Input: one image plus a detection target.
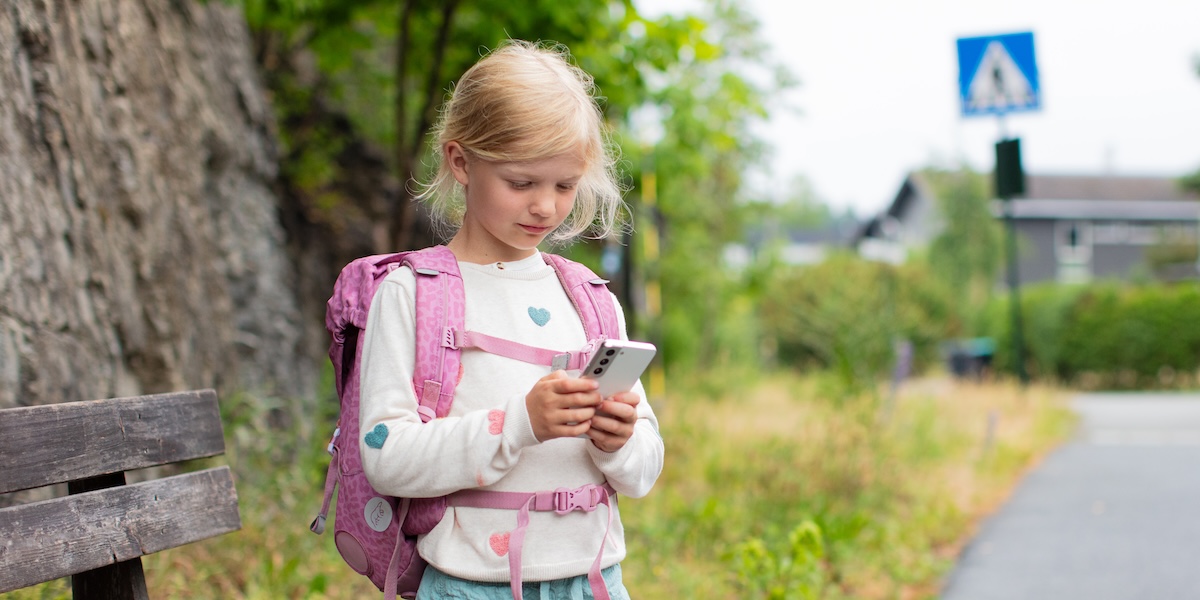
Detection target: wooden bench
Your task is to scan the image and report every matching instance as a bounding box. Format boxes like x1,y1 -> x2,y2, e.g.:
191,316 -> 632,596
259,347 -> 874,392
0,389 -> 242,599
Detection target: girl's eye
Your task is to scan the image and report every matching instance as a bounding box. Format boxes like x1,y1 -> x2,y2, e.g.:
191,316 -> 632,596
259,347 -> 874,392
557,183 -> 577,191
509,181 -> 532,190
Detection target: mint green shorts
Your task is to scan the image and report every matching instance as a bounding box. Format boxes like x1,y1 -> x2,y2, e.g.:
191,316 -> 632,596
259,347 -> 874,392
416,564 -> 630,600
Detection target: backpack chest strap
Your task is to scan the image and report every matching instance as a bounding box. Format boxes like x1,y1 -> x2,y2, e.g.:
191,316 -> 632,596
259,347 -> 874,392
445,328 -> 602,371
446,483 -> 617,600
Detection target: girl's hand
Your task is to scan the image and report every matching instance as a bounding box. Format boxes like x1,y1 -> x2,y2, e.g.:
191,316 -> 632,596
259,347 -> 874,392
586,391 -> 640,453
526,371 -> 602,441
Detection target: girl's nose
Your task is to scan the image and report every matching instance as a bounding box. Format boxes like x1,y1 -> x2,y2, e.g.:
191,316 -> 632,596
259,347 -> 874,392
530,189 -> 556,217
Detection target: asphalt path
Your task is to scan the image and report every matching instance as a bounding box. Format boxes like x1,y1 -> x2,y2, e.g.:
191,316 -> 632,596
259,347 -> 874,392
939,392 -> 1200,600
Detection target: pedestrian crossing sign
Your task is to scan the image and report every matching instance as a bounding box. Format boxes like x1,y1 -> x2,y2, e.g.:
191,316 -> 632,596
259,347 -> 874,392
957,32 -> 1041,117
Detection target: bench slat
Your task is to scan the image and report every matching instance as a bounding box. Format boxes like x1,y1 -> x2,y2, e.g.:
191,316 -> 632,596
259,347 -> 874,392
0,466 -> 241,593
0,390 -> 225,494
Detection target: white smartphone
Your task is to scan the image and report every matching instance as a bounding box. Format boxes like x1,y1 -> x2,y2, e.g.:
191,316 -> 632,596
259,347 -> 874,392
580,339 -> 657,398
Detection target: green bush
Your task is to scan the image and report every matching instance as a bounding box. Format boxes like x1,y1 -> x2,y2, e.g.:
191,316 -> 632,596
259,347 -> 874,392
761,254 -> 958,395
980,282 -> 1200,388
730,521 -> 827,600
976,283 -> 1087,379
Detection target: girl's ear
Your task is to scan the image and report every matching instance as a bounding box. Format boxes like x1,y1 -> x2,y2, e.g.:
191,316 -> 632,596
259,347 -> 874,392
445,141 -> 470,186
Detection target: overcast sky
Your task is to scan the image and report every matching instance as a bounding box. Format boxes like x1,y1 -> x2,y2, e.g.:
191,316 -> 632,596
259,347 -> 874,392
641,0 -> 1200,216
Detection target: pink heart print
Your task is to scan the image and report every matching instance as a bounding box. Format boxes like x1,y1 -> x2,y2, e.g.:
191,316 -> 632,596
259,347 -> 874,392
488,410 -> 505,435
489,532 -> 511,556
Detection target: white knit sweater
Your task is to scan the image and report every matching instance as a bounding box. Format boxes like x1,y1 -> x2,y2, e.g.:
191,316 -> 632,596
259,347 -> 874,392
359,252 -> 664,583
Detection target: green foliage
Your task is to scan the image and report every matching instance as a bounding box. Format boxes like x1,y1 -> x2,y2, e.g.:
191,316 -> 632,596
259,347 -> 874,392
761,254 -> 958,397
922,166 -> 1004,312
0,580 -> 69,600
235,0 -> 708,249
232,0 -> 799,376
975,282 -> 1085,380
980,282 -> 1200,388
641,0 -> 795,376
1144,238 -> 1199,279
1181,169 -> 1200,195
730,521 -> 827,600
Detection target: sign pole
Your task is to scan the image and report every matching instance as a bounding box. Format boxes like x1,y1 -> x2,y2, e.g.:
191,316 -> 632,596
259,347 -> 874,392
1003,204 -> 1029,385
996,135 -> 1029,385
958,31 -> 1040,385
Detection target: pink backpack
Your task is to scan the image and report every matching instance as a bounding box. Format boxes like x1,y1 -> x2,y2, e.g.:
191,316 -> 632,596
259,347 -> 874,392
311,246 -> 622,599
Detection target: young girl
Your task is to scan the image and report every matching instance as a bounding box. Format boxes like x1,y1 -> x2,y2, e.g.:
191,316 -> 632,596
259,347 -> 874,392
358,41 -> 664,600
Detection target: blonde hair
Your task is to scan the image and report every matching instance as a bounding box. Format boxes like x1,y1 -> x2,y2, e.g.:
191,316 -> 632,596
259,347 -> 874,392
418,40 -> 627,243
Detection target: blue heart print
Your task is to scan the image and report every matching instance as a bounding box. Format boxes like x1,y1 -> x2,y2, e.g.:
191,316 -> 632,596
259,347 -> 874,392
364,423 -> 389,449
528,307 -> 551,327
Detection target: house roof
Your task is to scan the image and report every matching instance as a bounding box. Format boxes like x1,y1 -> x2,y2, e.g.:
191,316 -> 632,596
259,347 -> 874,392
855,172 -> 937,241
1010,174 -> 1200,221
856,172 -> 1200,243
1023,174 -> 1198,202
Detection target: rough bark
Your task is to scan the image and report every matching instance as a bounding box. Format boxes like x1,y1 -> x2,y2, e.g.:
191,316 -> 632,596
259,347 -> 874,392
0,0 -> 311,408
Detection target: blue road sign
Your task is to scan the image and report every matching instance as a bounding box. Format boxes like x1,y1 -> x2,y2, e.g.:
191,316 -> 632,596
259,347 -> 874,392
957,32 -> 1041,117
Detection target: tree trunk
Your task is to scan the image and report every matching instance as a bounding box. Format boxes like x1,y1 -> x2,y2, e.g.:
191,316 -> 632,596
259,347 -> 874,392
0,0 -> 312,409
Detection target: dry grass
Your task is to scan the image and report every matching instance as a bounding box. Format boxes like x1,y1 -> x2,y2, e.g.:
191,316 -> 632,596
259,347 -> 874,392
620,373 -> 1076,599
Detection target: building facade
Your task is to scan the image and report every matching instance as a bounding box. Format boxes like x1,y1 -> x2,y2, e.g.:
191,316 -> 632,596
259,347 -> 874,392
858,173 -> 1200,284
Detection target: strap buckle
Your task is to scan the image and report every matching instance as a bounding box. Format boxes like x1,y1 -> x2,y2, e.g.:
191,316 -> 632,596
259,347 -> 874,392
326,427 -> 341,455
553,484 -> 605,515
552,353 -> 570,371
443,327 -> 460,350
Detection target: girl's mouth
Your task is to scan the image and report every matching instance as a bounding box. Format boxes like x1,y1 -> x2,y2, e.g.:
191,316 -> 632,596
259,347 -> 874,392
520,224 -> 550,234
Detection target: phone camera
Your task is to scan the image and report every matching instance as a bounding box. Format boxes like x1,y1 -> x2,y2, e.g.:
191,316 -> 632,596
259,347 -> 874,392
600,359 -> 610,365
605,349 -> 616,356
592,367 -> 604,375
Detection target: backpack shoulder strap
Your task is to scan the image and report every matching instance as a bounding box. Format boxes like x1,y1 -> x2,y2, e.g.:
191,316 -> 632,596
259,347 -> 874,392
325,246 -> 463,423
542,253 -> 621,341
401,246 -> 464,422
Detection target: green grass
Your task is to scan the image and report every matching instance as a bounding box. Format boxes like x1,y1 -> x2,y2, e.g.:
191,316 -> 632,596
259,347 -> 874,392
2,372 -> 1073,599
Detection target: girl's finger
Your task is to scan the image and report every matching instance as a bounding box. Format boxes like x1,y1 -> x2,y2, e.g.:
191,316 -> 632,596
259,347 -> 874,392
597,400 -> 636,422
559,406 -> 596,426
553,376 -> 600,394
566,391 -> 602,409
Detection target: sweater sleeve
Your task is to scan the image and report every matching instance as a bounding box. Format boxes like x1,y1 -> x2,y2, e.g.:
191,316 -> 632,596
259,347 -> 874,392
358,269 -> 541,498
585,292 -> 665,498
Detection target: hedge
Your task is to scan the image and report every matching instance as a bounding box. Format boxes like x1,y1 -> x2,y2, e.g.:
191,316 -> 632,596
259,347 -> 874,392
979,282 -> 1200,388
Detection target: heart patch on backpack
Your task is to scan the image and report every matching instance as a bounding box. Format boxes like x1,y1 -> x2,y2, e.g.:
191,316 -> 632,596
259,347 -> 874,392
364,424 -> 389,449
527,307 -> 551,327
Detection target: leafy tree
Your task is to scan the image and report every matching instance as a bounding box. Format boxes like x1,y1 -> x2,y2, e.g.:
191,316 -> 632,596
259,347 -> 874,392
922,166 -> 1004,311
230,0 -> 795,377
638,0 -> 796,374
236,0 -> 688,251
762,254 -> 956,397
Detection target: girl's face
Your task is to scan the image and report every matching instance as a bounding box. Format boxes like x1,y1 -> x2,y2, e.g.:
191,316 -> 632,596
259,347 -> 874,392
446,141 -> 586,263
